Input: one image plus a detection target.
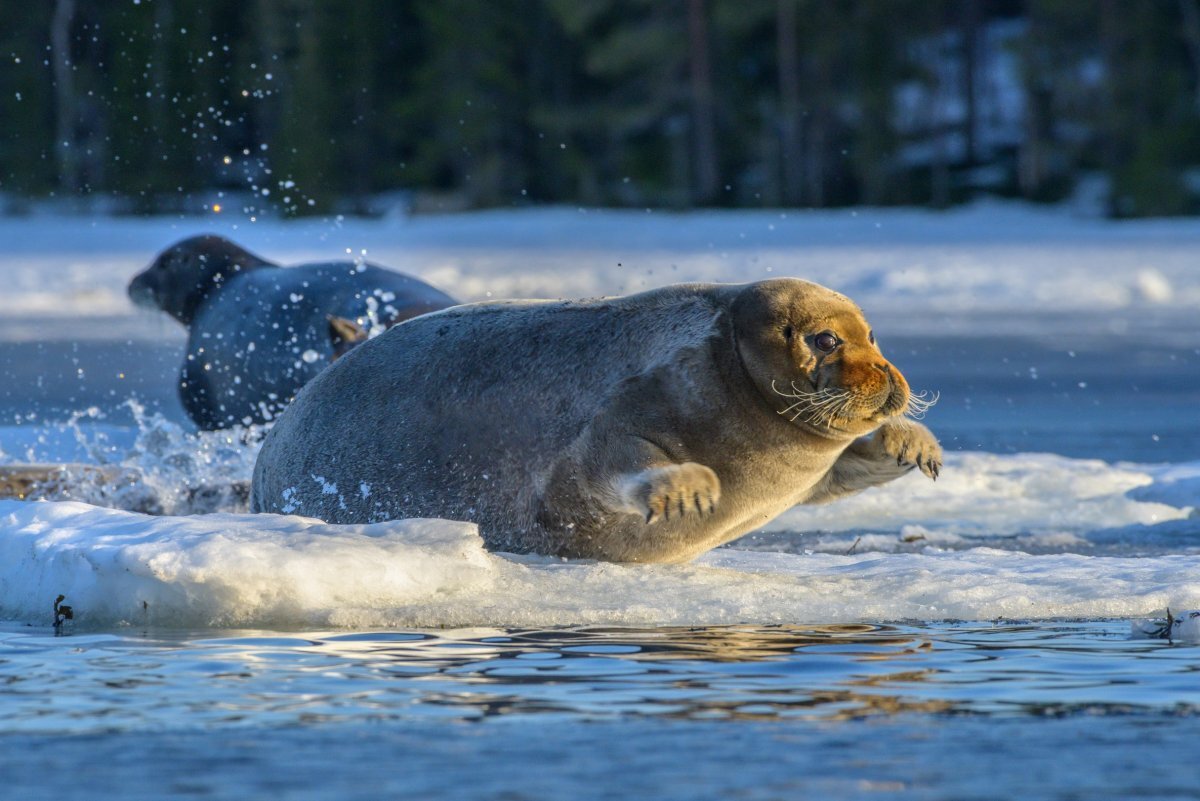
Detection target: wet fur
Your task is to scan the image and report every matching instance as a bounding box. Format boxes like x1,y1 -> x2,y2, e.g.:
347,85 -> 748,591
128,235 -> 456,430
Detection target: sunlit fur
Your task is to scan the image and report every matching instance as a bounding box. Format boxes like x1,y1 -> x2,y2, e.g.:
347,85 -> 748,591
253,279 -> 941,563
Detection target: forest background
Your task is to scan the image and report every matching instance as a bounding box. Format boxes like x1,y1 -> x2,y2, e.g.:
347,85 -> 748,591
2,0 -> 1198,218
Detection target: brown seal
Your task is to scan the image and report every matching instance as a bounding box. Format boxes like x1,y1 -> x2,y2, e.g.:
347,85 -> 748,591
251,279 -> 940,563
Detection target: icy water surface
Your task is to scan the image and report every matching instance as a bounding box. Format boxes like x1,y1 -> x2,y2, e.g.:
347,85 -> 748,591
3,621 -> 1200,800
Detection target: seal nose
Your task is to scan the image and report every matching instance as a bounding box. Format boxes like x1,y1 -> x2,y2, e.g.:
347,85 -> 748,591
874,362 -> 896,393
127,271 -> 157,309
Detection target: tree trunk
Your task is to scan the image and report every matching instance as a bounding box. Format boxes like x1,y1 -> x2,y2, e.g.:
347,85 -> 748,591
776,0 -> 803,205
350,1 -> 374,205
149,0 -> 172,189
687,0 -> 719,205
1098,0 -> 1122,214
961,0 -> 980,166
1177,0 -> 1200,111
51,0 -> 78,194
1018,87 -> 1046,198
927,75 -> 949,208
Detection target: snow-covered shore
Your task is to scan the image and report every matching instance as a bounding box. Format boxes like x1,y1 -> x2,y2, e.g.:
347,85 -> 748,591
2,202 -> 1199,338
2,496 -> 1197,630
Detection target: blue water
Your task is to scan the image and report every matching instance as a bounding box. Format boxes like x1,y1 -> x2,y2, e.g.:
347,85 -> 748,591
1,322 -> 1198,799
2,622 -> 1199,799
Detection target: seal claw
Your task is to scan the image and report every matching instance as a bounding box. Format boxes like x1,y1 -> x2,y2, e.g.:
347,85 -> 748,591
626,462 -> 721,526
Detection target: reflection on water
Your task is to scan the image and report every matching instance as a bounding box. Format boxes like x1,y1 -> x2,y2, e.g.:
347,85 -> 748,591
1,621 -> 1197,734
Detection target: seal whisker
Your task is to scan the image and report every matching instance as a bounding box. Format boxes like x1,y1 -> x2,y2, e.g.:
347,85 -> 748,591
821,403 -> 849,425
772,381 -> 848,406
905,390 -> 940,420
808,394 -> 849,409
770,378 -> 862,427
793,397 -> 845,425
778,398 -> 812,415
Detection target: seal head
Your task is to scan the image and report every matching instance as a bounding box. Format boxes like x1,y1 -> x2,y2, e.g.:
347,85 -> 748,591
127,235 -> 273,325
731,278 -> 910,440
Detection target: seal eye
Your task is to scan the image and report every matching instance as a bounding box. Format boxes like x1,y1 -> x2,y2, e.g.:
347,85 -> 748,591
783,324 -> 794,341
813,332 -> 839,352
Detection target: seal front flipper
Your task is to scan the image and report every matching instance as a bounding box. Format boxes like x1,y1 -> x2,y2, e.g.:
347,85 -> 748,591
327,315 -> 368,361
805,418 -> 942,505
536,428 -> 721,560
179,357 -> 226,431
616,462 -> 721,523
873,418 -> 942,480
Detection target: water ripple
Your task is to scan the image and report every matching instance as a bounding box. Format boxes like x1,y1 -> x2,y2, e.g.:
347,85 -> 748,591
1,621 -> 1197,735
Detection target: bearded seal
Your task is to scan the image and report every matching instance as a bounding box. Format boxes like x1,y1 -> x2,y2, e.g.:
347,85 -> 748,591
250,279 -> 941,563
128,235 -> 457,430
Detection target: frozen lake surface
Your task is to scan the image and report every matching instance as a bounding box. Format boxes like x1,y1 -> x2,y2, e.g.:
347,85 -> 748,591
0,205 -> 1198,799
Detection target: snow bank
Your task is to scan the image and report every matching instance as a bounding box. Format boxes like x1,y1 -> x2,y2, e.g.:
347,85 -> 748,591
761,452 -> 1194,552
2,498 -> 1198,630
0,501 -> 491,629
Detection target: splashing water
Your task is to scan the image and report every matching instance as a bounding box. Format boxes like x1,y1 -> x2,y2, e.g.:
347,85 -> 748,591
1,400 -> 264,515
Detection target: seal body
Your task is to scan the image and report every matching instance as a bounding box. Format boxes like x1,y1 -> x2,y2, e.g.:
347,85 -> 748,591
251,279 -> 941,563
128,235 -> 456,429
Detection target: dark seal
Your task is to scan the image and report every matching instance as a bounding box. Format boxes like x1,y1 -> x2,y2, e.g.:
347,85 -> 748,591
250,279 -> 940,563
128,234 -> 456,430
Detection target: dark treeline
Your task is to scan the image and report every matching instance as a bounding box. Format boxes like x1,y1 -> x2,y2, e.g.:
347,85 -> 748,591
3,0 -> 1200,217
